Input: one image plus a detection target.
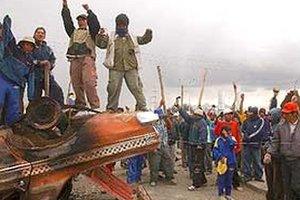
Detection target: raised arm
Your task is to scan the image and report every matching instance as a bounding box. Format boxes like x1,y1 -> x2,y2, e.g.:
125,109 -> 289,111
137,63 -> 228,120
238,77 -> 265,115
83,4 -> 100,40
2,15 -> 17,56
179,108 -> 192,124
137,29 -> 152,45
61,0 -> 75,37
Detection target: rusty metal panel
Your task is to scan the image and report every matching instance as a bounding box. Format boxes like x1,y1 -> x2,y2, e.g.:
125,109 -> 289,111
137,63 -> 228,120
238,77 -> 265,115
0,132 -> 31,194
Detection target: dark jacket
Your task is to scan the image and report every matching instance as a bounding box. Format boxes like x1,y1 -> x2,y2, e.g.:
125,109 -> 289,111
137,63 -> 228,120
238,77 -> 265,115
179,108 -> 207,146
268,119 -> 300,159
242,115 -> 271,148
61,6 -> 100,58
0,16 -> 35,100
32,41 -> 56,81
179,120 -> 190,142
61,6 -> 100,40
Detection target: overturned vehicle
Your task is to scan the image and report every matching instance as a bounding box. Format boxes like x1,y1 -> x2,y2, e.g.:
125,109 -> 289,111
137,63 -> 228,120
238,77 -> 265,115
0,97 -> 159,200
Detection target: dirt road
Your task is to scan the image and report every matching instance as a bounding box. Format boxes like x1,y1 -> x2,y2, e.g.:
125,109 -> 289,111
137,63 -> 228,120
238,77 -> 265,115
70,163 -> 266,200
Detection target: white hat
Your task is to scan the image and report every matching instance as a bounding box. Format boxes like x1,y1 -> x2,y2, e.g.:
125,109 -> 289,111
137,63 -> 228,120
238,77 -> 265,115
223,108 -> 233,115
18,36 -> 36,47
273,87 -> 280,93
194,108 -> 204,116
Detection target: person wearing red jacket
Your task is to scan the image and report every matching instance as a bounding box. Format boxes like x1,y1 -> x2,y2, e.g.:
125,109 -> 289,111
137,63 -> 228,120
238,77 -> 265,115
215,108 -> 243,191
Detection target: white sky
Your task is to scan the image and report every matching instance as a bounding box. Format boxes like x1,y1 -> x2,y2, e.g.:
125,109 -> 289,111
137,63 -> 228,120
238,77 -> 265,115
1,0 -> 300,109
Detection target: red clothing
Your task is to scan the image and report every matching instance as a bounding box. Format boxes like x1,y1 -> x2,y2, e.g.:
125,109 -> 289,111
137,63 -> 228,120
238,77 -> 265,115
214,120 -> 241,153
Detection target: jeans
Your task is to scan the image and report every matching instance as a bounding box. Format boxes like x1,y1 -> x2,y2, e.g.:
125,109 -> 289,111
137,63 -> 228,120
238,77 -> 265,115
0,74 -> 21,125
242,145 -> 263,180
127,155 -> 145,184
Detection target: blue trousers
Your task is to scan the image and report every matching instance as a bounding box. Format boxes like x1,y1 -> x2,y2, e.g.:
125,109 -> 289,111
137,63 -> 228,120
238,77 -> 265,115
242,145 -> 263,180
218,168 -> 234,196
127,155 -> 145,184
0,74 -> 21,125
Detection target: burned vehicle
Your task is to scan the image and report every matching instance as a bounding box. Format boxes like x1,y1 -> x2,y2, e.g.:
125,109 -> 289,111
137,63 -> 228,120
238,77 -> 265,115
0,97 -> 159,200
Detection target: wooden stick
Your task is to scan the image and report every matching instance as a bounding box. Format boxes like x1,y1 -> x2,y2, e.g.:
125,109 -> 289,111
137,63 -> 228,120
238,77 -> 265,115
157,66 -> 167,113
232,82 -> 237,111
44,64 -> 50,97
181,85 -> 184,107
198,68 -> 207,107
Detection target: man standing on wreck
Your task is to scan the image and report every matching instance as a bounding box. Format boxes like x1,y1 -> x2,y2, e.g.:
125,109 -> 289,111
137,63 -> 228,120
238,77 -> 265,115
96,14 -> 152,112
61,0 -> 101,109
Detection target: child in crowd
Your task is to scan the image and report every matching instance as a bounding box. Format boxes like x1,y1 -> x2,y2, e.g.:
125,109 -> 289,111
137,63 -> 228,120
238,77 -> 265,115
213,126 -> 237,200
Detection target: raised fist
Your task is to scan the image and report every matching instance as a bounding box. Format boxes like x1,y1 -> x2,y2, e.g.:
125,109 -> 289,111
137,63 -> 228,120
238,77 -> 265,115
240,93 -> 245,100
99,28 -> 108,36
82,4 -> 89,11
62,0 -> 67,6
145,29 -> 152,34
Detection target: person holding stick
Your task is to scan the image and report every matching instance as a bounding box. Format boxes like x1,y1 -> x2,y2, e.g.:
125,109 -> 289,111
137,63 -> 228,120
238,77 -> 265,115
32,27 -> 64,105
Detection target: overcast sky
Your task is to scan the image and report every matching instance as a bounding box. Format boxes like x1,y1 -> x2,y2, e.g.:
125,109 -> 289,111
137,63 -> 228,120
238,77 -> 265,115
1,0 -> 300,108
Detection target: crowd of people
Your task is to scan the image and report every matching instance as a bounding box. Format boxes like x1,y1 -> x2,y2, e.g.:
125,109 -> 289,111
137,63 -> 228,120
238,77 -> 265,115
1,1 -> 300,200
124,89 -> 300,200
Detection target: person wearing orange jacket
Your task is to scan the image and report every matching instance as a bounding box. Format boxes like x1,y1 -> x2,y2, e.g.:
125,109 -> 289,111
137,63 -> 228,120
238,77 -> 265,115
214,108 -> 243,191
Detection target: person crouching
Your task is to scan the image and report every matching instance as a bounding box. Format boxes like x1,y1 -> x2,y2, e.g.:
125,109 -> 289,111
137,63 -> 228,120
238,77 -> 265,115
213,126 -> 237,200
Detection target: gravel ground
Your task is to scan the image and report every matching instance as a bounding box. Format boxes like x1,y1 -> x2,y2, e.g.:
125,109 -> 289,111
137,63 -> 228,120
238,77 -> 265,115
70,162 -> 266,200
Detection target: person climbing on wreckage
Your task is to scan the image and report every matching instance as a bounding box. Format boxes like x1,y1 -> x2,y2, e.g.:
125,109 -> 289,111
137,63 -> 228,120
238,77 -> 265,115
0,15 -> 36,126
96,13 -> 152,112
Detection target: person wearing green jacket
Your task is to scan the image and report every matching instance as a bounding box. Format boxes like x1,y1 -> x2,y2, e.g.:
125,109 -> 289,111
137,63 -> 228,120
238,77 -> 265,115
96,14 -> 152,112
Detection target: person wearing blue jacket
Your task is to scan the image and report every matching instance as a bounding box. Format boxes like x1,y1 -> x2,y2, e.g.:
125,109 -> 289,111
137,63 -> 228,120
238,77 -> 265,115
213,126 -> 237,199
178,106 -> 208,191
32,27 -> 64,106
0,15 -> 36,125
241,106 -> 271,182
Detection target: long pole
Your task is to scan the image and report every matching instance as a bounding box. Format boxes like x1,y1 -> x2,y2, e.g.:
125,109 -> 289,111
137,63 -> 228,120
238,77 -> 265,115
232,82 -> 237,111
44,64 -> 50,97
157,66 -> 167,113
181,85 -> 184,107
198,68 -> 207,107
